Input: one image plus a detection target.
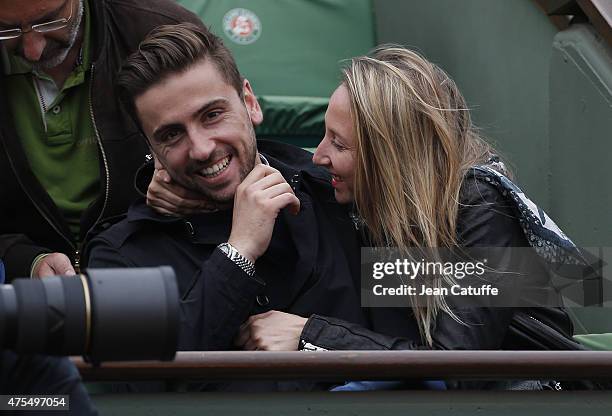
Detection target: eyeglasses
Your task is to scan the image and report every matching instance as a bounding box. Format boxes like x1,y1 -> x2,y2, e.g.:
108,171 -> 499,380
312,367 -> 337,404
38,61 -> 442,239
0,0 -> 74,41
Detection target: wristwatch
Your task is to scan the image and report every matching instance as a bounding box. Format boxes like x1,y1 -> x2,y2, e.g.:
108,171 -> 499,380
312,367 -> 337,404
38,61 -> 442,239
217,242 -> 256,277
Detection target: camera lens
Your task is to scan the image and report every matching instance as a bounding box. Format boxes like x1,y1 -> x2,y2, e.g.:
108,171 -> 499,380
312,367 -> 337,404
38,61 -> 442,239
87,267 -> 179,361
0,267 -> 179,362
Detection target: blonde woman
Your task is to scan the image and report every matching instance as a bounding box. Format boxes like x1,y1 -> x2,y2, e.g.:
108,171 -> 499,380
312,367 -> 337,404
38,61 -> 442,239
236,46 -> 583,360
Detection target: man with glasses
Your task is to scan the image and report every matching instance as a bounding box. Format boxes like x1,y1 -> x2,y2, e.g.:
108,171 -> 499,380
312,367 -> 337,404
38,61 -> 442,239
0,0 -> 204,280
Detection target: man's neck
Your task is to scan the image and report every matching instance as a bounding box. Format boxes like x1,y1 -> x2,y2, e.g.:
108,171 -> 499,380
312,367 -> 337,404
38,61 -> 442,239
45,23 -> 84,88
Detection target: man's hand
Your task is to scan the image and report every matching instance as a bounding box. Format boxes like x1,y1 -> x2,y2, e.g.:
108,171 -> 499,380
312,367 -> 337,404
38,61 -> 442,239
32,253 -> 75,278
147,166 -> 214,216
235,310 -> 308,351
228,164 -> 300,262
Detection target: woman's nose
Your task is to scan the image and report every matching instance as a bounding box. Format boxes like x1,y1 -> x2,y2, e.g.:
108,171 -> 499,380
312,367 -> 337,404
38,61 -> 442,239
312,144 -> 330,167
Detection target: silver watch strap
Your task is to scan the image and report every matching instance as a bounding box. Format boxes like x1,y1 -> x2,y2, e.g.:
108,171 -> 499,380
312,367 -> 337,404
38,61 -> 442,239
218,242 -> 256,277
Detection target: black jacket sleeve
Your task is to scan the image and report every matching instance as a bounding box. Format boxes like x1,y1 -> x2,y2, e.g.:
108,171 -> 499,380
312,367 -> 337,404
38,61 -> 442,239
301,314 -> 422,350
87,236 -> 265,351
178,249 -> 266,350
0,234 -> 50,280
300,179 -> 524,351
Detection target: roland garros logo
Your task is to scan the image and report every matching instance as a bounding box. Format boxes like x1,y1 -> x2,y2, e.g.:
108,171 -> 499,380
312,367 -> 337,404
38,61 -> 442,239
223,8 -> 261,45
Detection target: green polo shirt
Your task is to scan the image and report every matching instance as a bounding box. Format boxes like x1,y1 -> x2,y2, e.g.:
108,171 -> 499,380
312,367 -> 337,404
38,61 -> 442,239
3,1 -> 99,243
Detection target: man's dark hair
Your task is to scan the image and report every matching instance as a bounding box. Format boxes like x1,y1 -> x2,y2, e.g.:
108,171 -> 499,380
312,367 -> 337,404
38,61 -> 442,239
117,22 -> 243,130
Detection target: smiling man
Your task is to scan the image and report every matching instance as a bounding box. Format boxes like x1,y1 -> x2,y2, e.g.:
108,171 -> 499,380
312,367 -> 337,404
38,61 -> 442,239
0,0 -> 203,280
136,57 -> 260,209
86,24 -> 366,380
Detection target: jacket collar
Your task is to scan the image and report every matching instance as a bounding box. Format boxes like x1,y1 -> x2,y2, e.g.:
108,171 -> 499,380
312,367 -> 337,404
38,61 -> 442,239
257,139 -> 331,183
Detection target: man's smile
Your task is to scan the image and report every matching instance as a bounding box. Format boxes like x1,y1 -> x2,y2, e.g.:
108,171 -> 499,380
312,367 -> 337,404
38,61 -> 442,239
199,155 -> 232,178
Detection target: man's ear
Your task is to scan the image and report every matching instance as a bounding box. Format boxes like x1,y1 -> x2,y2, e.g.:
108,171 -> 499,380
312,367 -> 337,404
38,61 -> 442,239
242,79 -> 263,126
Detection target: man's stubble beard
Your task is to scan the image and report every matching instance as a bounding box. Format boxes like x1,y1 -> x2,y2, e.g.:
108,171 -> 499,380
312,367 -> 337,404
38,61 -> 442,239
176,127 -> 259,209
31,0 -> 84,70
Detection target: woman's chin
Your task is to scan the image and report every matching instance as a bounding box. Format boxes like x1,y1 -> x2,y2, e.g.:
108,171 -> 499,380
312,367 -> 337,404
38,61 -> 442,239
334,189 -> 354,205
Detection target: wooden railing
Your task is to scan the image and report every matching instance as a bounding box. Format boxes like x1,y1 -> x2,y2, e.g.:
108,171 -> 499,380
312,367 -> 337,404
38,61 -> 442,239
74,351 -> 612,382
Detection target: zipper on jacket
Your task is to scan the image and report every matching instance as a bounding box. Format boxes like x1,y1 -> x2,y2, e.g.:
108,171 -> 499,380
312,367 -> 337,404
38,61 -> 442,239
88,63 -> 110,233
73,249 -> 81,274
512,314 -> 578,350
31,77 -> 48,132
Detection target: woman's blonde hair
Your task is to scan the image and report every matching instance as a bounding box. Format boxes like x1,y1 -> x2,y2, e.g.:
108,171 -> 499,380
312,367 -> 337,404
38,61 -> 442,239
343,45 -> 497,345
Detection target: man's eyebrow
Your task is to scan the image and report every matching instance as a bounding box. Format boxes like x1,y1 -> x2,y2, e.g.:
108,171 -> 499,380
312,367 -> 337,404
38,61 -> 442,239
193,98 -> 230,117
151,98 -> 230,139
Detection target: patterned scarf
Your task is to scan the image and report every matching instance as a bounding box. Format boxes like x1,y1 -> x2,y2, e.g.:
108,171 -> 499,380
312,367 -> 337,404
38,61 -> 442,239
469,162 -> 600,283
